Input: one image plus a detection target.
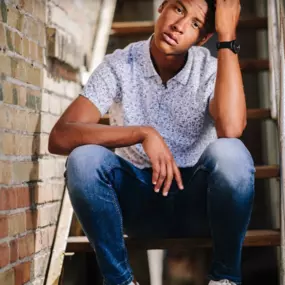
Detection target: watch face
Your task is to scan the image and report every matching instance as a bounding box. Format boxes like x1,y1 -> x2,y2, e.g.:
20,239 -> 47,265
231,41 -> 241,54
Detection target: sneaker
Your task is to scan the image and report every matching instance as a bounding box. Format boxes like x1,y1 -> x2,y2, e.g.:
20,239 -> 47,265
209,280 -> 237,285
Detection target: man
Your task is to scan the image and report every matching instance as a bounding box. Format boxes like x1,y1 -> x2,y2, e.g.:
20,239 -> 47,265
49,0 -> 255,284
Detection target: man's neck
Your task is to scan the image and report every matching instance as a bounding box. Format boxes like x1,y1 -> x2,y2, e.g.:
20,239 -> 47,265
150,37 -> 188,84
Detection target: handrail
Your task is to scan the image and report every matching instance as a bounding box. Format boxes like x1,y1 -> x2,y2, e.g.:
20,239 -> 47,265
274,0 -> 285,284
268,0 -> 280,120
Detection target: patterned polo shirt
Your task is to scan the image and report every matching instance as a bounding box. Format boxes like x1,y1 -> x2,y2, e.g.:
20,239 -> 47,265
82,37 -> 218,168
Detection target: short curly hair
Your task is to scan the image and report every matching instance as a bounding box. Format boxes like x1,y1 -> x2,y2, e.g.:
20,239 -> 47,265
204,0 -> 216,34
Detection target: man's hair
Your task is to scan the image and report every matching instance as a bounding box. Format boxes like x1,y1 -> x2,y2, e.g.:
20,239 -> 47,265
204,0 -> 216,35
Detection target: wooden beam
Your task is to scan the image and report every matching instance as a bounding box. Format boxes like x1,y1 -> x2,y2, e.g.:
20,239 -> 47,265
255,165 -> 280,179
66,229 -> 281,252
111,17 -> 268,36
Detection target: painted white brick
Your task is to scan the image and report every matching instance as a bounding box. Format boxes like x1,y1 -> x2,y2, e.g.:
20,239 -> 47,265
49,2 -> 82,45
42,92 -> 50,112
41,113 -> 58,134
61,97 -> 71,113
31,252 -> 50,279
39,158 -> 55,179
43,69 -> 65,95
39,134 -> 49,155
49,95 -> 61,115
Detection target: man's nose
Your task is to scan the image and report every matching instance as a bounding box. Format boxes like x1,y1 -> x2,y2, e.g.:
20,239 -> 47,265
172,18 -> 187,34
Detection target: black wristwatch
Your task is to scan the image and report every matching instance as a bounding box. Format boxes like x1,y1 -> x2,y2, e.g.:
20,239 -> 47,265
216,40 -> 240,54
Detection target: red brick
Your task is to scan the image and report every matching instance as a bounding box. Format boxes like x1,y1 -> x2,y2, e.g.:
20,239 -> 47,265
0,268 -> 15,285
18,233 -> 35,259
0,215 -> 8,239
8,212 -> 26,236
16,187 -> 31,208
15,261 -> 31,285
0,243 -> 9,268
0,188 -> 17,211
9,239 -> 19,263
26,210 -> 37,230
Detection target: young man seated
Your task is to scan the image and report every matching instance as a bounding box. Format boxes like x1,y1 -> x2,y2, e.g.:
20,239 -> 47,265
48,0 -> 255,284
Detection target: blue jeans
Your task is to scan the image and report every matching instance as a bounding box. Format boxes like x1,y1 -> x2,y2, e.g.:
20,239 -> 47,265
66,138 -> 255,285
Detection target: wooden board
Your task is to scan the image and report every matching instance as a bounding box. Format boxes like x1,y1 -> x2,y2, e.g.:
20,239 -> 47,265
66,229 -> 280,252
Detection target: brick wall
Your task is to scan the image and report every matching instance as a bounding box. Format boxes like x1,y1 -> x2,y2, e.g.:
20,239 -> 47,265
0,0 -> 100,284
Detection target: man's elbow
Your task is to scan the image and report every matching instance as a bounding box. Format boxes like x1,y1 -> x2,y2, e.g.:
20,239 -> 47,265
216,119 -> 247,138
48,126 -> 67,155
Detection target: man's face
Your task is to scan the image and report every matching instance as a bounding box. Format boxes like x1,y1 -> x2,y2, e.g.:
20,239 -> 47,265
154,0 -> 209,55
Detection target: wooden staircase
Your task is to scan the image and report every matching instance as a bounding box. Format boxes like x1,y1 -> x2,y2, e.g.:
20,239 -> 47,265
62,3 -> 281,285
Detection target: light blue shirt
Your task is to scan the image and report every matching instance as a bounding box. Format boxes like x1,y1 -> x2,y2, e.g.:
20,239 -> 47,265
82,37 -> 218,168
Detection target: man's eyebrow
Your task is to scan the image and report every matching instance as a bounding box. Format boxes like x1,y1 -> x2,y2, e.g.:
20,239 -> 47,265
175,0 -> 187,12
193,16 -> 205,25
175,1 -> 205,25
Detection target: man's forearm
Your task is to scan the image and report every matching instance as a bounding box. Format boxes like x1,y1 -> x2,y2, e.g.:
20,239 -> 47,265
48,122 -> 150,155
213,49 -> 246,137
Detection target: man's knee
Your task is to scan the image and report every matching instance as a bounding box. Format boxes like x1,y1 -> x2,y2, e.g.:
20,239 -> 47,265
203,138 -> 255,195
66,145 -> 115,183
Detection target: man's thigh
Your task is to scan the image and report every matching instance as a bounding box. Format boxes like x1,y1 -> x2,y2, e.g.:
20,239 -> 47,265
172,167 -> 210,238
113,164 -> 174,238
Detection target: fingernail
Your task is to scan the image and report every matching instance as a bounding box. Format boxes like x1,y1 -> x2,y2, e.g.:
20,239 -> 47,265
155,189 -> 159,193
163,192 -> 168,197
180,186 -> 184,190
153,181 -> 157,185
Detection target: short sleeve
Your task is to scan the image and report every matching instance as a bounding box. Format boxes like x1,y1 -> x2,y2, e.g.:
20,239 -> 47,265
82,60 -> 121,116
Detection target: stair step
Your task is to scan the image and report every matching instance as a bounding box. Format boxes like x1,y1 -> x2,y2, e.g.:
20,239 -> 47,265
247,108 -> 271,119
255,165 -> 280,179
240,59 -> 269,72
111,17 -> 267,36
66,229 -> 280,252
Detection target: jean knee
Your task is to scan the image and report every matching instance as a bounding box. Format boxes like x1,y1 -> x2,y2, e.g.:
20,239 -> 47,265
205,138 -> 255,197
66,145 -> 115,191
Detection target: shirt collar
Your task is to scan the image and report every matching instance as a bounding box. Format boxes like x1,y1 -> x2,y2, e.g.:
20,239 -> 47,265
142,35 -> 193,86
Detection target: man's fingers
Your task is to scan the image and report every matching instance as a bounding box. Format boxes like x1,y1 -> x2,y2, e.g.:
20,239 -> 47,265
173,162 -> 184,190
155,161 -> 166,193
152,161 -> 160,186
162,162 -> 173,197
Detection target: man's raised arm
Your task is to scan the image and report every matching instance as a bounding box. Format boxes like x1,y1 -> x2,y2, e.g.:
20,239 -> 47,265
209,0 -> 247,138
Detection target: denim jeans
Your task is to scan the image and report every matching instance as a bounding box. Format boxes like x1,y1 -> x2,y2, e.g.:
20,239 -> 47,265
66,138 -> 255,285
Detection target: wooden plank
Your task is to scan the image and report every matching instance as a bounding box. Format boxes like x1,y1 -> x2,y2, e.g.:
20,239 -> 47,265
255,165 -> 280,179
240,59 -> 269,72
247,108 -> 271,119
111,17 -> 268,36
66,229 -> 280,252
46,187 -> 74,285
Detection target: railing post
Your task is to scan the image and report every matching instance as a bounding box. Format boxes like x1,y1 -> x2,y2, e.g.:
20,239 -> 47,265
278,0 -> 285,284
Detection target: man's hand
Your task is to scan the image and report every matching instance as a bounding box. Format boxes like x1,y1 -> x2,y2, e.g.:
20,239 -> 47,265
142,127 -> 184,196
215,0 -> 241,41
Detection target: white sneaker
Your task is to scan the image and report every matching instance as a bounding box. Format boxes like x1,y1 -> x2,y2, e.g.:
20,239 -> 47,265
209,280 -> 236,285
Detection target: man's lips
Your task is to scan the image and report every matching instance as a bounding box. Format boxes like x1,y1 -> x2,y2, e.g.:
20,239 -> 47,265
162,33 -> 178,45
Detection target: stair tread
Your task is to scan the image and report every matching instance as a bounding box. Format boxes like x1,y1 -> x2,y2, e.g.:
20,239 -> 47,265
66,229 -> 280,252
255,165 -> 279,179
111,17 -> 267,36
247,108 -> 271,119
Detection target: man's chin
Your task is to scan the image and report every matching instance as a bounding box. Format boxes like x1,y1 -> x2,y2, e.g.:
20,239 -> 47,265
156,40 -> 178,55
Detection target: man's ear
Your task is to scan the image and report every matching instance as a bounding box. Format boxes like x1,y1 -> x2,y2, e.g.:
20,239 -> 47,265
158,1 -> 168,13
197,33 -> 214,46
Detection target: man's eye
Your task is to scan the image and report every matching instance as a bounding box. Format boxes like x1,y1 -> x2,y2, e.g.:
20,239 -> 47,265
175,7 -> 183,14
192,21 -> 200,29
